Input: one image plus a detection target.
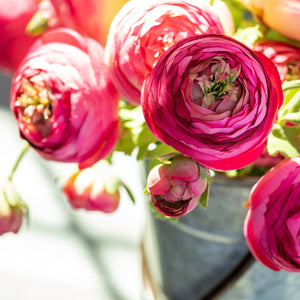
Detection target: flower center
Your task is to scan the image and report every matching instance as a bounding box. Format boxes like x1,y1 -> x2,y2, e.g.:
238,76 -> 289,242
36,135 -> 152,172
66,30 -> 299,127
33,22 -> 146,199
191,57 -> 241,109
14,76 -> 53,137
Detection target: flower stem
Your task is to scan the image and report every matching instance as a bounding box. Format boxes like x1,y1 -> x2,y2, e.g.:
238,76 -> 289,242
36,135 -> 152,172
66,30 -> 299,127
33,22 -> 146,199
119,179 -> 135,204
8,142 -> 30,182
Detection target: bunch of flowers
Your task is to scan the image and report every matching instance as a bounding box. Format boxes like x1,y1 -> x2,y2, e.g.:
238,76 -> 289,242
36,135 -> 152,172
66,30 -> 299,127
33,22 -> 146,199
1,0 -> 300,275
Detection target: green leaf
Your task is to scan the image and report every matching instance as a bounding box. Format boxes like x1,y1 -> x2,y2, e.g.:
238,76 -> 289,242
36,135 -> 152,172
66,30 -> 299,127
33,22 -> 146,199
157,151 -> 181,163
114,123 -> 136,155
26,11 -> 49,36
222,0 -> 255,29
267,123 -> 300,157
233,24 -> 263,47
117,101 -> 158,159
199,184 -> 210,209
146,143 -> 179,161
135,124 -> 157,160
266,29 -> 300,48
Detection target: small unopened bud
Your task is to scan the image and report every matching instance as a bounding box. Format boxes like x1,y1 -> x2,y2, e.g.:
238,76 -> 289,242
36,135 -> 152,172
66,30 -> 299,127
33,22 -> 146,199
63,161 -> 121,213
0,181 -> 27,235
146,155 -> 209,217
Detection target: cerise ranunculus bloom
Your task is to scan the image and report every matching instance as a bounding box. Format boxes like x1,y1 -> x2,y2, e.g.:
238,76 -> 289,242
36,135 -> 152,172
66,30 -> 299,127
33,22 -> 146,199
0,0 -> 38,74
147,155 -> 208,217
244,157 -> 300,272
10,28 -> 120,169
142,34 -> 283,171
254,41 -> 300,82
63,161 -> 120,213
105,0 -> 226,105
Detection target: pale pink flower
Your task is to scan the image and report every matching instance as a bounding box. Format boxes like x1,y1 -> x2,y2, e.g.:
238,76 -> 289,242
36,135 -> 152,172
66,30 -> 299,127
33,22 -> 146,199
105,0 -> 226,105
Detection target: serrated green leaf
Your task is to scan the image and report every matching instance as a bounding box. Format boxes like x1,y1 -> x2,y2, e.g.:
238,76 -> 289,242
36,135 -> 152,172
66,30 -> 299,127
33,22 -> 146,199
199,184 -> 209,209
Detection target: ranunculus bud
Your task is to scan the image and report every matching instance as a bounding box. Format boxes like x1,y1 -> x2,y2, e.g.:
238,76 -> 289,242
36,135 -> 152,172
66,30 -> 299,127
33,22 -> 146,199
142,34 -> 283,171
254,41 -> 300,83
63,161 -> 121,213
146,155 -> 208,217
244,157 -> 300,272
0,0 -> 38,74
49,0 -> 128,45
105,0 -> 226,105
10,28 -> 120,169
0,181 -> 27,235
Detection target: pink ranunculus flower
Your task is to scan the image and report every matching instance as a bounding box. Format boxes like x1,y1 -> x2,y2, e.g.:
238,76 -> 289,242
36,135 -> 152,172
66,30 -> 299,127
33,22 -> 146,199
63,161 -> 120,213
49,0 -> 128,46
105,0 -> 226,105
147,155 -> 208,217
244,157 -> 300,272
253,41 -> 300,83
10,28 -> 120,169
142,34 -> 283,172
0,0 -> 39,74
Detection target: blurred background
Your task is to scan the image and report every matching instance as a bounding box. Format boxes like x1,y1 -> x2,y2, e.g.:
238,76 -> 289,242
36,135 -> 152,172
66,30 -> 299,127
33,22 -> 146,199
0,71 -> 146,300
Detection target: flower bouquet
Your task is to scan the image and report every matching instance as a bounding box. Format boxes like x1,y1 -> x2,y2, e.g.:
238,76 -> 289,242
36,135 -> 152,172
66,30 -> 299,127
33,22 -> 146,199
1,0 -> 300,298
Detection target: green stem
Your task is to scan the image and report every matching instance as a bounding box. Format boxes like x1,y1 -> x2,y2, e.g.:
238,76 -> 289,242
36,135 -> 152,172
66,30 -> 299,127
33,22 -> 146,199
8,142 -> 30,182
120,179 -> 135,204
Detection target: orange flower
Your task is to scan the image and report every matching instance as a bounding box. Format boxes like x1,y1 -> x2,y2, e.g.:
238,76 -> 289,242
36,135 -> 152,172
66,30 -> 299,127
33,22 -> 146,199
240,0 -> 300,42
